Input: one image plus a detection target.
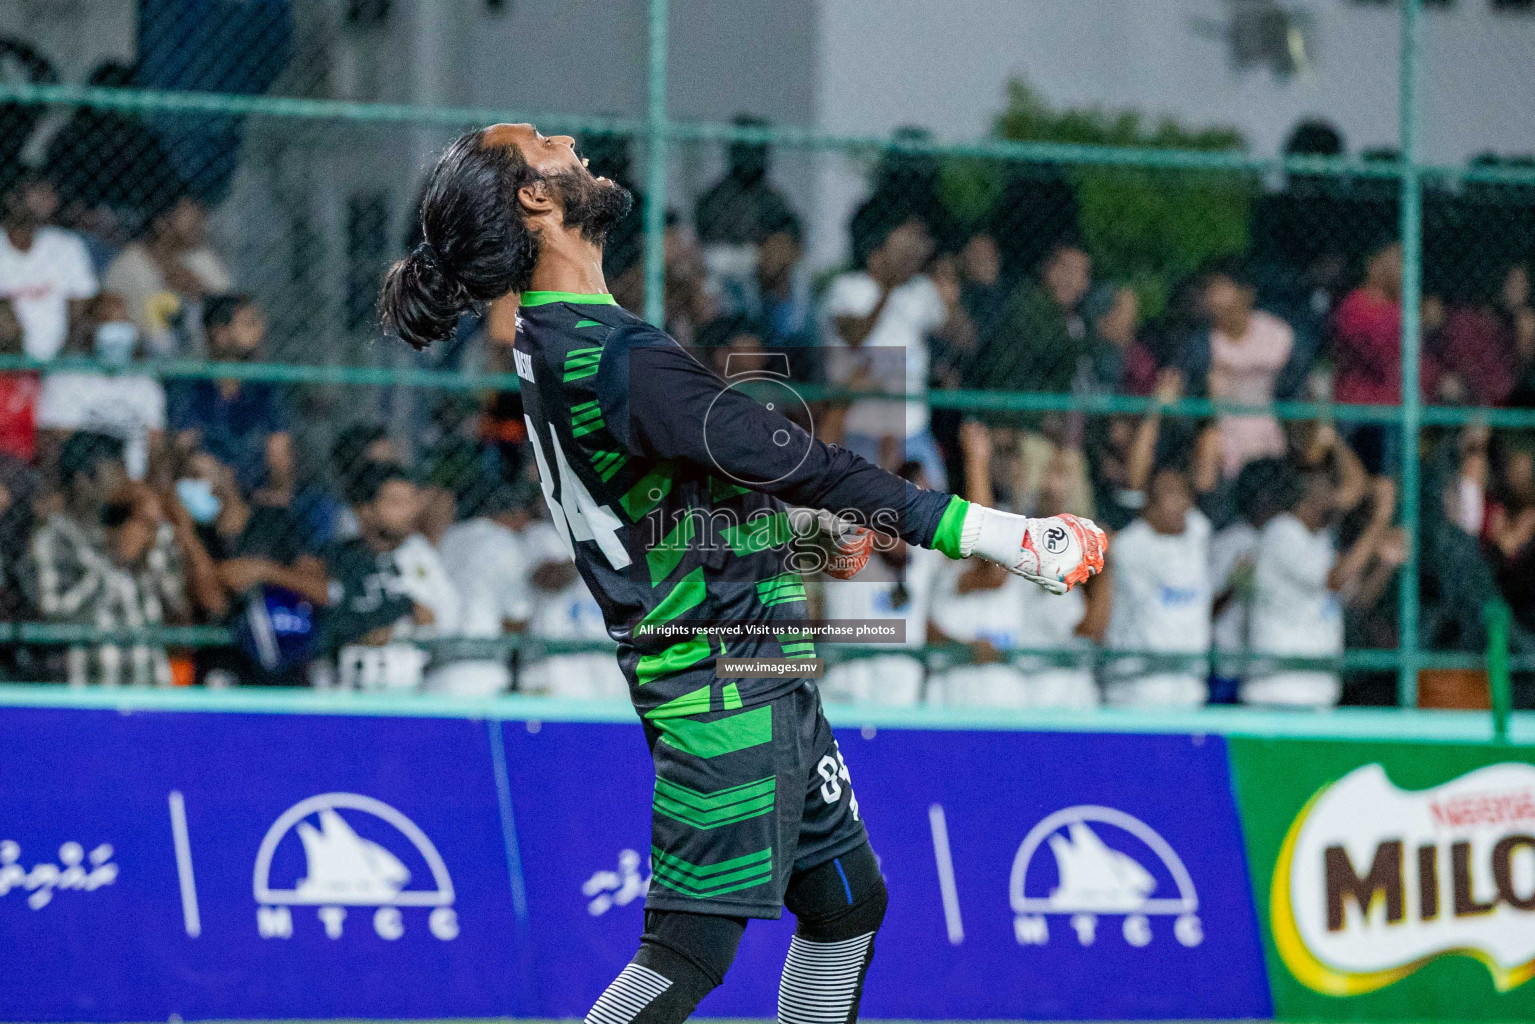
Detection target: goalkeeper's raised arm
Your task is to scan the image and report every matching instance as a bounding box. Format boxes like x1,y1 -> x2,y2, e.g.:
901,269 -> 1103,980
605,323 -> 1105,593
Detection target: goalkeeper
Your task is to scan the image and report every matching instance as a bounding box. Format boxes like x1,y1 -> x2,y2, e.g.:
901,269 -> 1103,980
380,124 -> 1105,1024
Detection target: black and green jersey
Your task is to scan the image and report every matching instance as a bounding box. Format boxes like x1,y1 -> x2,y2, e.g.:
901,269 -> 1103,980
513,290 -> 966,720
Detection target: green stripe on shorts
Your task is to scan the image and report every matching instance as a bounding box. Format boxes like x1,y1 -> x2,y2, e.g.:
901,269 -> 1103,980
650,846 -> 773,898
654,704 -> 772,758
653,775 -> 775,829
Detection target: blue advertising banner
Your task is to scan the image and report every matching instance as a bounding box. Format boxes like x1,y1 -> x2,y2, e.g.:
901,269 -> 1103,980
0,704 -> 1270,1020
501,721 -> 1273,1020
0,707 -> 526,1021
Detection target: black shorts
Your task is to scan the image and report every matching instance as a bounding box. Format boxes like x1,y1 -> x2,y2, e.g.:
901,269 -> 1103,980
641,681 -> 866,919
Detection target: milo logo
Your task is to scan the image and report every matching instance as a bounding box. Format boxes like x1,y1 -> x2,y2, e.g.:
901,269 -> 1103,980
1272,763 -> 1535,995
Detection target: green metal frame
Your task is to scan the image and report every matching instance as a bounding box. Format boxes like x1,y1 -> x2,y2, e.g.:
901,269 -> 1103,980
0,0 -> 1510,710
1398,0 -> 1424,708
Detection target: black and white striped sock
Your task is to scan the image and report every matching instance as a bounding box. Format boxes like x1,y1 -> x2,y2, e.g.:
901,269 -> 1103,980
585,963 -> 673,1024
776,932 -> 876,1024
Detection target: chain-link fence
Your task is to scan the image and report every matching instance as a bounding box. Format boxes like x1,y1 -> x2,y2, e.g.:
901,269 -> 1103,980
1,0 -> 1533,710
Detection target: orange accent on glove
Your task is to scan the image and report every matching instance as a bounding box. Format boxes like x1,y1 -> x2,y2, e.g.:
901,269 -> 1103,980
1056,513 -> 1106,590
823,526 -> 874,580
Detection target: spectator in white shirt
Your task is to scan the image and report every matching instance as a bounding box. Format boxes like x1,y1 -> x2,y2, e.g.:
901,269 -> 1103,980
0,175 -> 97,361
1102,465 -> 1214,708
36,292 -> 165,480
322,463 -> 458,691
824,216 -> 948,488
927,424 -> 1098,708
1209,456 -> 1291,698
1244,470 -> 1408,708
430,482 -> 544,697
519,521 -> 627,699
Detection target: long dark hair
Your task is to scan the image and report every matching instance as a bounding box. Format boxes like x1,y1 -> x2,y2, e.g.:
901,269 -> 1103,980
379,130 -> 541,350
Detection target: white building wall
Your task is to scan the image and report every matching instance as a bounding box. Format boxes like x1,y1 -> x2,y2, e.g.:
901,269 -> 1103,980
6,0 -> 1532,277
806,0 -> 1535,267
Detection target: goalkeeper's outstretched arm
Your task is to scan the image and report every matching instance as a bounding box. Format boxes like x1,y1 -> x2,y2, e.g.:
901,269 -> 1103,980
597,326 -> 1105,593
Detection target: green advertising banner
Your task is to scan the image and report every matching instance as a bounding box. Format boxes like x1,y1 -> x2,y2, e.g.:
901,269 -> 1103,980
1229,737 -> 1535,1021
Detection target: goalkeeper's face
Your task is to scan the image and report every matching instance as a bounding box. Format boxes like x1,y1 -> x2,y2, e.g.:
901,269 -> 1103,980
483,122 -> 633,247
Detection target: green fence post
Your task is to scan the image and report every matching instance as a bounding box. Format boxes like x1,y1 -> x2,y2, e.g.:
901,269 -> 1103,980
642,0 -> 670,326
1485,601 -> 1512,743
1397,0 -> 1423,708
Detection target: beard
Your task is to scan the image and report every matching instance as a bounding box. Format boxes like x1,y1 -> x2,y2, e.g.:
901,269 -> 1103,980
546,170 -> 634,248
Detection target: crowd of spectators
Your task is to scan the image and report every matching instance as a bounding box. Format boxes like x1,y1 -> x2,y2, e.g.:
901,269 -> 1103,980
2,78 -> 1535,709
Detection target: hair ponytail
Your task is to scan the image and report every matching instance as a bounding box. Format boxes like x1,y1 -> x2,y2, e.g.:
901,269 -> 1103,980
378,129 -> 542,350
380,243 -> 472,350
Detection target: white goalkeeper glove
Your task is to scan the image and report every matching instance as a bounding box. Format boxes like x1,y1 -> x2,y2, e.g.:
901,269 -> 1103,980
959,505 -> 1107,595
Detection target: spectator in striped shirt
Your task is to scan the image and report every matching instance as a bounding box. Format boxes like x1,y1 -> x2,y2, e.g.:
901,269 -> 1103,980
24,431 -> 220,686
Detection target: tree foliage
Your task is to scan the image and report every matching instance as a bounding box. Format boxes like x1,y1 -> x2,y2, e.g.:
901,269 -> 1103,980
989,78 -> 1253,316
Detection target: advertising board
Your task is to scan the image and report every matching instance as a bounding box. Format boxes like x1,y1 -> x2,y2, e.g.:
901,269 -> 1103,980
0,707 -> 526,1020
503,721 -> 1271,1020
1229,738 -> 1535,1022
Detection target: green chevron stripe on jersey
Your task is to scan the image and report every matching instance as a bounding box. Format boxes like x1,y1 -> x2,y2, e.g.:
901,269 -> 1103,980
563,346 -> 603,382
776,630 -> 817,659
650,846 -> 774,899
654,705 -> 772,758
653,775 -> 776,830
570,399 -> 606,438
590,449 -> 628,482
520,290 -> 618,307
756,573 -> 808,608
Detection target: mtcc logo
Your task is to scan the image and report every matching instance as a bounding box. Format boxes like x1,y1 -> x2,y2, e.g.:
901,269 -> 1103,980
1010,805 -> 1203,949
253,793 -> 458,942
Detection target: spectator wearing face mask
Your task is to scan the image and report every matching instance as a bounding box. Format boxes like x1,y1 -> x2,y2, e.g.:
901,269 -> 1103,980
0,297 -> 39,461
177,447 -> 329,687
169,294 -> 293,503
35,292 -> 166,480
320,461 -> 459,691
0,175 -> 98,362
103,195 -> 231,356
23,432 -> 220,686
